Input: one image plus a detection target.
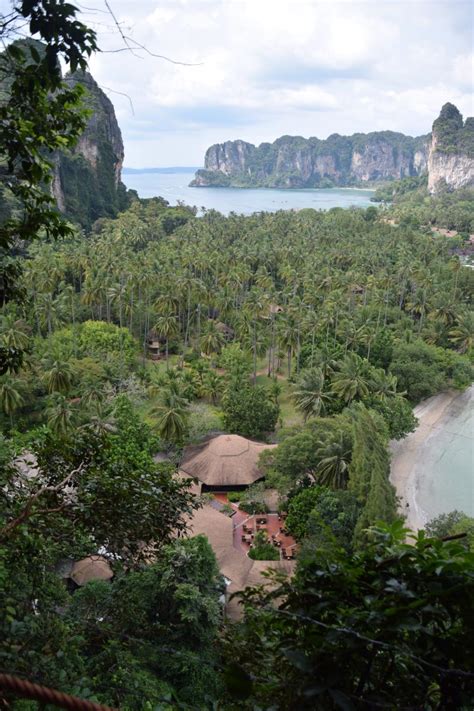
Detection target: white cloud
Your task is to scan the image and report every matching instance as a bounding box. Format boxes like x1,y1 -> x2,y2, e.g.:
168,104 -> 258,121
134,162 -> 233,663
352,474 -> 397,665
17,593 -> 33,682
81,0 -> 473,166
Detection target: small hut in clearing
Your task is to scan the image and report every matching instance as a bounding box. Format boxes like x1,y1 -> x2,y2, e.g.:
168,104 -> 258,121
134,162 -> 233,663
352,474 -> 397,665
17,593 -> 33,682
180,434 -> 275,492
215,321 -> 235,342
146,329 -> 166,360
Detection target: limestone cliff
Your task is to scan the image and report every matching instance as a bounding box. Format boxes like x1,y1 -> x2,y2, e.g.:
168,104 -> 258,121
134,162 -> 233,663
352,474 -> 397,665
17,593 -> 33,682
191,131 -> 429,188
427,104 -> 474,194
52,71 -> 131,228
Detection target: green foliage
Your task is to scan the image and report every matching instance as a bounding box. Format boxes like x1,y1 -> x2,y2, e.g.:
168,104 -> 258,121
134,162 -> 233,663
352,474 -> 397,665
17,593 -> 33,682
426,510 -> 474,551
187,402 -> 223,442
364,393 -> 417,439
432,102 -> 474,156
262,415 -> 353,492
225,523 -> 474,709
286,486 -> 360,549
248,530 -> 279,560
227,491 -> 243,503
292,367 -> 332,420
68,535 -> 223,706
0,12 -> 97,252
349,404 -> 397,547
219,343 -> 252,380
371,175 -> 428,202
152,383 -> 189,444
390,339 -> 460,403
222,384 -> 279,439
387,184 -> 474,232
239,481 -> 268,515
0,400 -> 216,706
79,320 -> 137,363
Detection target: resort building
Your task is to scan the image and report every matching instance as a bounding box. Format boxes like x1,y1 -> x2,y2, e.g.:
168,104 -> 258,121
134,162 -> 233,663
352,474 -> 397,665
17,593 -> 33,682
180,433 -> 275,492
187,502 -> 295,619
180,433 -> 295,619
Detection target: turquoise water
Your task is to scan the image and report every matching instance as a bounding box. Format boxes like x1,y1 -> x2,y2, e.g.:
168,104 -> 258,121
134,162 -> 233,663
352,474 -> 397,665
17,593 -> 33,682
123,169 -> 375,215
417,386 -> 474,520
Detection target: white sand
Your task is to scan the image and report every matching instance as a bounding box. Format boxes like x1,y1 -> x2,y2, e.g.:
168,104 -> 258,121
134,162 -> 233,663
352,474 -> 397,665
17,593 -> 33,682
389,389 -> 466,532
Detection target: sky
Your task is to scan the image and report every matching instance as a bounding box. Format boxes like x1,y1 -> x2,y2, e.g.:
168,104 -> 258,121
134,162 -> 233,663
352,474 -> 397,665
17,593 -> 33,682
8,0 -> 474,167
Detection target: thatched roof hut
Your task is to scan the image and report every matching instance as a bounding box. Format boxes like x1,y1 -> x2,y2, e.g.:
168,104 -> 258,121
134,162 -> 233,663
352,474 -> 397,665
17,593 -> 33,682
70,556 -> 113,586
188,505 -> 253,584
180,434 -> 275,491
186,504 -> 295,619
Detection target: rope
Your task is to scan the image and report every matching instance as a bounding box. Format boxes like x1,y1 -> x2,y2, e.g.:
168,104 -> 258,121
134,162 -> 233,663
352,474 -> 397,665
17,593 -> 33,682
0,674 -> 117,711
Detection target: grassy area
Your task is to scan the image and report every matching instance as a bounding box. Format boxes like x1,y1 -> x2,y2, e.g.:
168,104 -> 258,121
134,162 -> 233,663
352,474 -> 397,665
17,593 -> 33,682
138,352 -> 302,441
254,372 -> 303,431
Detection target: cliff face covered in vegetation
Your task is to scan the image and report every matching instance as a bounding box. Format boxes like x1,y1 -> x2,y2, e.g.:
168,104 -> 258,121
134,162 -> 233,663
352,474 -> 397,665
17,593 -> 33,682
428,103 -> 474,194
191,131 -> 429,188
0,41 -> 132,231
52,71 -> 132,228
191,104 -> 474,192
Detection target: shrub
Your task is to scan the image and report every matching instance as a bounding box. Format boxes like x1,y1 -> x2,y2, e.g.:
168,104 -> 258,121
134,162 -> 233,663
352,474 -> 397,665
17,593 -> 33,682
227,491 -> 243,503
222,384 -> 279,439
248,531 -> 279,561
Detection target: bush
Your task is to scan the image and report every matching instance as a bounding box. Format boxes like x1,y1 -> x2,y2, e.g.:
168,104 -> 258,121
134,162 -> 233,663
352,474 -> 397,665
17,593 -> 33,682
248,531 -> 280,561
240,482 -> 268,514
222,384 -> 279,439
187,403 -> 223,443
227,491 -> 243,503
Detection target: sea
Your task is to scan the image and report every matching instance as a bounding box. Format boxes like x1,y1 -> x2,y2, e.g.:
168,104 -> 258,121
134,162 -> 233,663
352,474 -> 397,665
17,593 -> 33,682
416,386 -> 474,520
122,168 -> 375,215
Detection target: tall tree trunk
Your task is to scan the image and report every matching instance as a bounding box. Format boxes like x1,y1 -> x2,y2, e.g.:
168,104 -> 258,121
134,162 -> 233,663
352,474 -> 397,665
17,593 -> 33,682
196,303 -> 201,353
253,321 -> 257,385
184,288 -> 191,350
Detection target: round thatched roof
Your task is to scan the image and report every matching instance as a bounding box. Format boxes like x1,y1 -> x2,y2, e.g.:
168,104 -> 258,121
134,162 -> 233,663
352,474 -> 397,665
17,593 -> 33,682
180,434 -> 275,488
70,556 -> 113,586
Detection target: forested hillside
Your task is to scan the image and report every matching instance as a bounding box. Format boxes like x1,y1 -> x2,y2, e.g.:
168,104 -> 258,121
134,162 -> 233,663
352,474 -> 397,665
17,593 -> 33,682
2,198 -> 474,707
1,3 -> 473,709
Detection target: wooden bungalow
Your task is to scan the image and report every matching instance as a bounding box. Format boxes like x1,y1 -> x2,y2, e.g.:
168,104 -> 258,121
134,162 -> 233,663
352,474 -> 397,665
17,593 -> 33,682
146,329 -> 166,360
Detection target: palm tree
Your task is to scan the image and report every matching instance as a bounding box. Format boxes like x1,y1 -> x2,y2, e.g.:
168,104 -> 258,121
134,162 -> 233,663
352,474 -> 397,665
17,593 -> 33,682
243,289 -> 267,383
202,370 -> 223,404
293,368 -> 332,421
331,353 -> 370,403
370,369 -> 400,401
152,385 -> 189,443
83,403 -> 116,436
46,394 -> 75,435
36,291 -> 65,336
200,320 -> 224,357
449,312 -> 474,354
0,314 -> 30,351
42,358 -> 75,394
278,315 -> 299,378
108,281 -> 128,328
0,378 -> 24,427
81,382 -> 105,407
315,434 -> 351,489
154,311 -> 179,366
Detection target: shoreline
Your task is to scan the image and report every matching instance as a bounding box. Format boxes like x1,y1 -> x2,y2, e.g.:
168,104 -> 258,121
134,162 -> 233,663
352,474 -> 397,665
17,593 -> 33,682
389,388 -> 471,532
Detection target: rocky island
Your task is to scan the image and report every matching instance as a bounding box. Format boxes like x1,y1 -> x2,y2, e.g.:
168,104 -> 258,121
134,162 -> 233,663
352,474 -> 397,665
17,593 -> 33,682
191,104 -> 474,194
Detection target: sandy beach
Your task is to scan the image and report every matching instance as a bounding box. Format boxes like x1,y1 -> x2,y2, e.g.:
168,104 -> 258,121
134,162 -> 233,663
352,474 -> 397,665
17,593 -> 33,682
390,386 -> 473,532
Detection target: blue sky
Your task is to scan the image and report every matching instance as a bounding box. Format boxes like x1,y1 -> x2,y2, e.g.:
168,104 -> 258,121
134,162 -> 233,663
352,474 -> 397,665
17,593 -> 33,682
7,0 -> 474,167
